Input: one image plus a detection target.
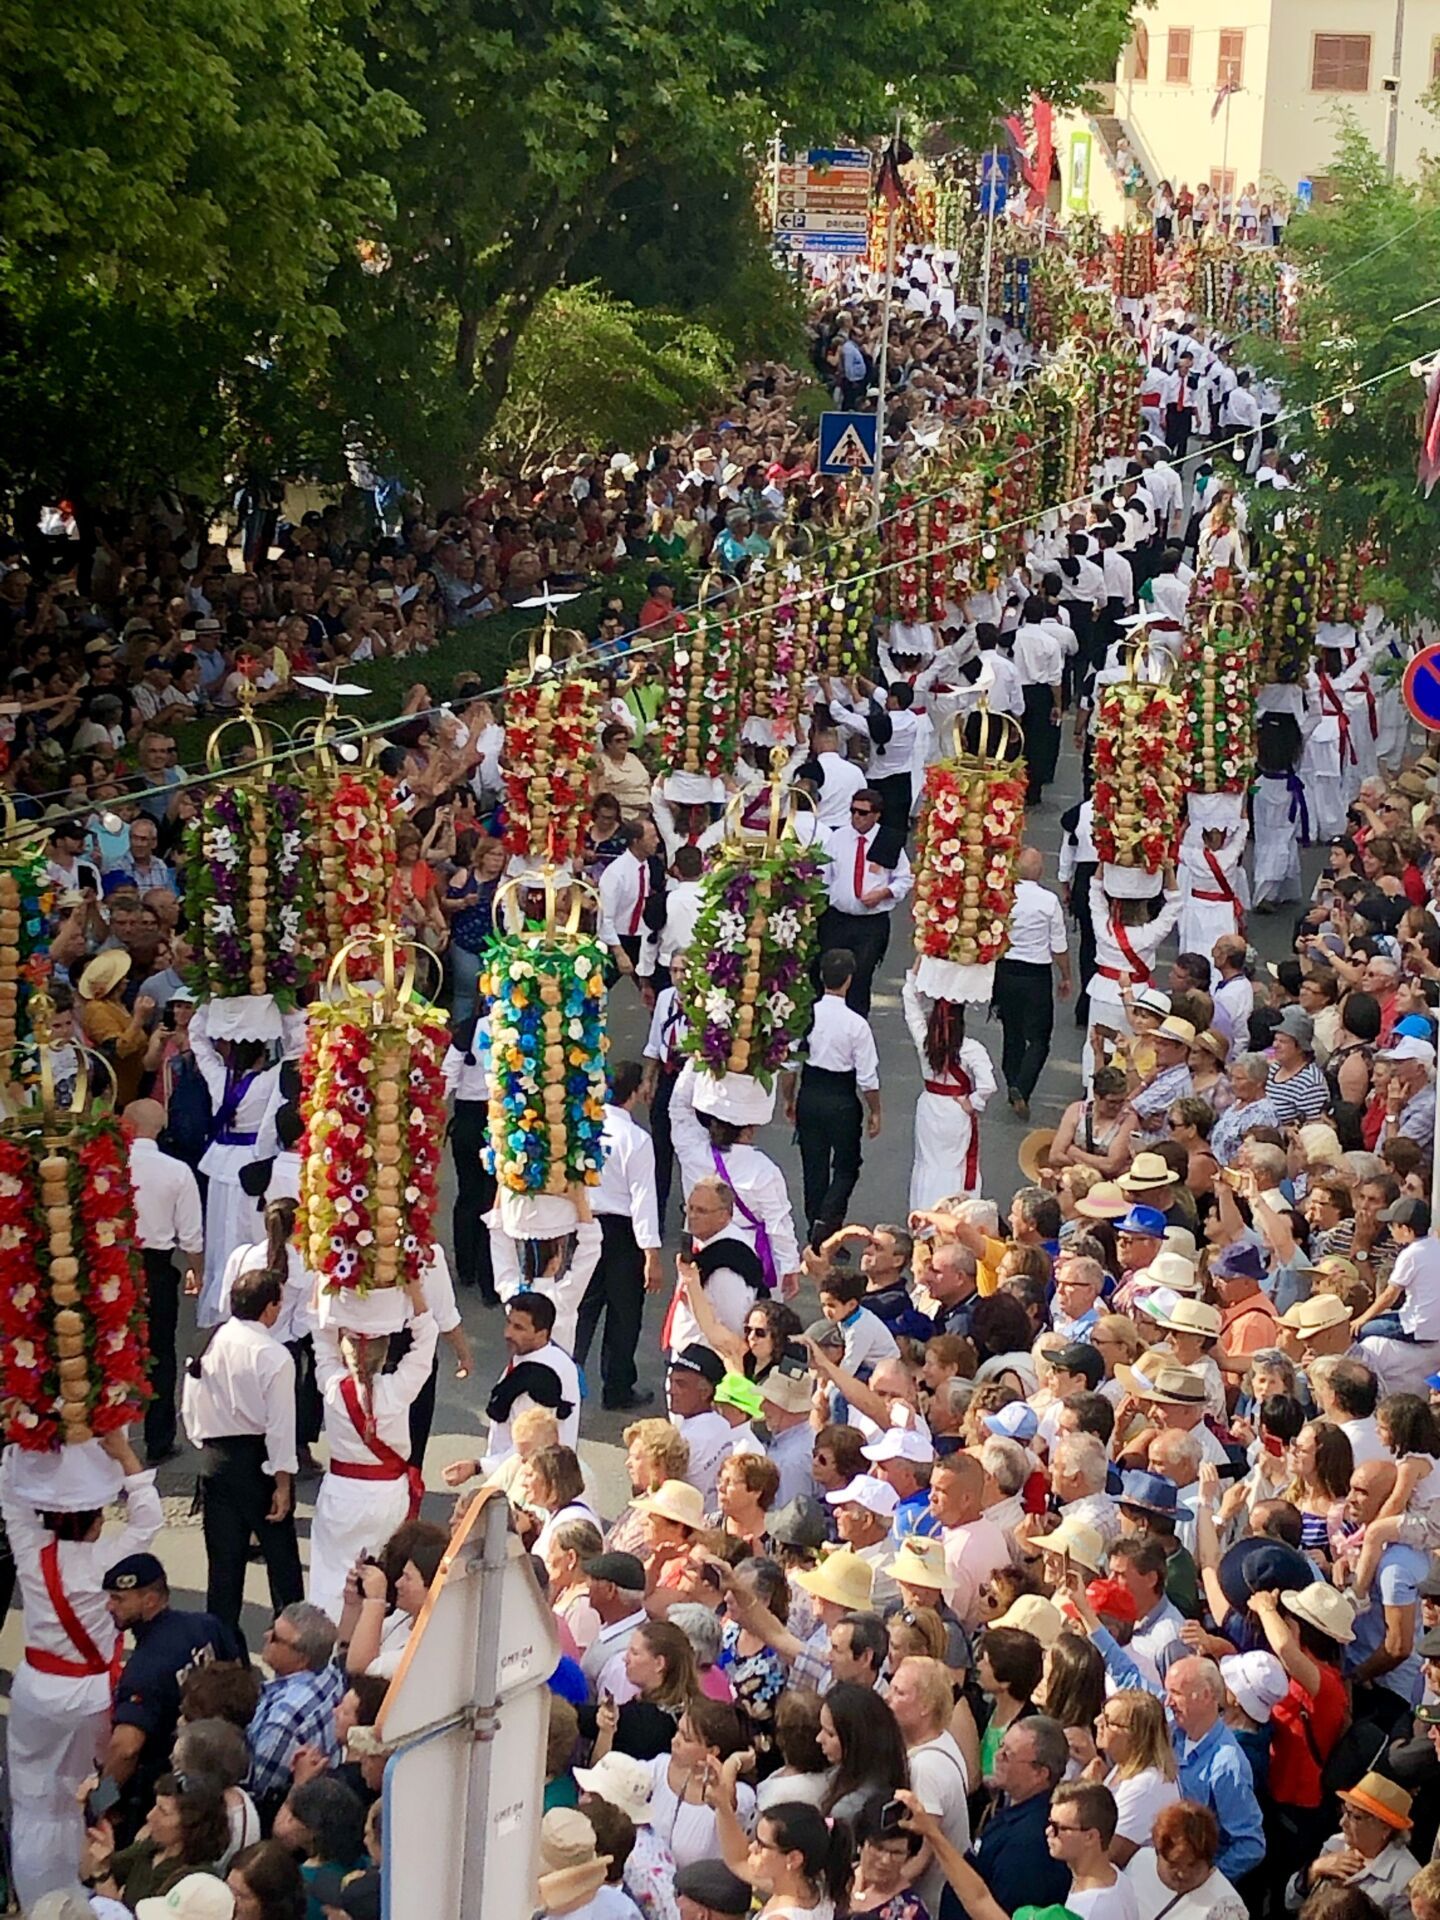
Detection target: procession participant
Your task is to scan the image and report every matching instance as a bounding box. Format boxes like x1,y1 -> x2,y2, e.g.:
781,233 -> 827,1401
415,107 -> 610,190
994,847 -> 1072,1122
901,967 -> 997,1210
1177,820 -> 1248,963
667,1176 -> 768,1366
308,1273 -> 437,1623
190,1003 -> 284,1327
669,1065 -> 801,1296
577,1060 -> 664,1412
181,1265 -> 303,1634
0,1431 -> 162,1909
125,1096 -> 204,1465
1059,797 -> 1100,1027
442,1012 -> 498,1303
470,1291 -> 581,1476
1086,869 -> 1184,1070
599,816 -> 665,1006
829,677 -> 922,843
783,949 -> 882,1250
642,955 -> 689,1233
814,787 -> 912,1018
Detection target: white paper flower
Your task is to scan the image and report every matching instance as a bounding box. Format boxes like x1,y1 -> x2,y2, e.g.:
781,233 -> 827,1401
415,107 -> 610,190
716,910 -> 748,947
704,988 -> 735,1028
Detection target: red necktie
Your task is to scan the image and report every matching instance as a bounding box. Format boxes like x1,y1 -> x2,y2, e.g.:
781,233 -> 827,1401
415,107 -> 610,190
853,831 -> 868,903
628,858 -> 648,935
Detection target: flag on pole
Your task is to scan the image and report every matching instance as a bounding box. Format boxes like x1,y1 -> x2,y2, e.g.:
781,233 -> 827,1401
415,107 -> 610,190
1418,360 -> 1440,496
875,139 -> 912,211
1211,82 -> 1237,121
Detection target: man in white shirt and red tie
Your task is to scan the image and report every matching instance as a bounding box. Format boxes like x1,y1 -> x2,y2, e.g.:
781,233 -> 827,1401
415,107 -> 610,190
181,1264 -> 303,1633
125,1097 -> 204,1465
783,949 -> 882,1249
598,815 -> 664,1006
579,1060 -> 664,1409
816,789 -> 912,1017
995,848 -> 1073,1120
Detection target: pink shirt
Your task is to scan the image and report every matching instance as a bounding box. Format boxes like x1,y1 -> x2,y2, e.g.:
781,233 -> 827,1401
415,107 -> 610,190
941,1517 -> 1012,1627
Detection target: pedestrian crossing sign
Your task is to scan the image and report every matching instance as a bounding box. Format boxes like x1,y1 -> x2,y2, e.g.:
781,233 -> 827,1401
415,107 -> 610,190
819,412 -> 878,475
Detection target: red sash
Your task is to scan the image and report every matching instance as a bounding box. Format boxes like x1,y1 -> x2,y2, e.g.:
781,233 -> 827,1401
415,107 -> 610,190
1109,917 -> 1152,985
923,1072 -> 980,1188
1318,675 -> 1356,767
1362,677 -> 1378,739
1201,849 -> 1242,927
26,1539 -> 119,1682
337,1376 -> 424,1519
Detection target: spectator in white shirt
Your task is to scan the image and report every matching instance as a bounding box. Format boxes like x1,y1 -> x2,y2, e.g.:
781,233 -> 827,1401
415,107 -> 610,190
126,1098 -> 204,1466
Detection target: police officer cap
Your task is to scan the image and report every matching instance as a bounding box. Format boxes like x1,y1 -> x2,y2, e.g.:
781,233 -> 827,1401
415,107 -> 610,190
103,1551 -> 167,1593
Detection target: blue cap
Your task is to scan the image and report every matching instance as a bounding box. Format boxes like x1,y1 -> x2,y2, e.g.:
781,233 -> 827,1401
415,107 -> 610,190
983,1403 -> 1039,1443
1118,1470 -> 1191,1520
1116,1205 -> 1167,1237
1396,1014 -> 1435,1041
102,1551 -> 167,1592
1426,1372 -> 1440,1392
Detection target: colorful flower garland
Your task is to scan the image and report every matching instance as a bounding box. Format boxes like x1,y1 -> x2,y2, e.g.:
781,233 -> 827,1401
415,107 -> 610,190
1183,612 -> 1260,794
0,1118 -> 148,1450
913,759 -> 1028,967
679,842 -> 827,1085
298,998 -> 449,1295
502,675 -> 597,868
821,530 -> 879,676
1110,231 -> 1156,300
658,609 -> 740,780
481,933 -> 608,1197
1255,535 -> 1319,684
0,841 -> 52,1064
744,565 -> 815,738
186,782 -> 311,1004
308,768 -> 396,967
1092,682 -> 1192,872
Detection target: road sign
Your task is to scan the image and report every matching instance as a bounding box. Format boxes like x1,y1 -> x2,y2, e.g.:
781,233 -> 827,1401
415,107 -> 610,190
1296,178 -> 1314,210
819,411 -> 879,475
379,1490 -> 560,1920
1402,645 -> 1440,731
979,150 -> 1011,218
773,145 -> 872,255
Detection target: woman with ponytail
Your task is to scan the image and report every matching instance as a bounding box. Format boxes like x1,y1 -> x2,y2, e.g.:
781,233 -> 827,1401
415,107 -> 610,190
219,1195 -> 321,1470
713,1750 -> 854,1920
307,1272 -> 437,1623
901,967 -> 997,1211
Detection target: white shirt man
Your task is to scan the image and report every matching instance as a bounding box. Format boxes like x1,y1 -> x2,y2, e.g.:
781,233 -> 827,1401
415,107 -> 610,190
1006,875 -> 1070,969
658,877 -> 703,967
834,696 -> 921,781
594,1101 -> 662,1256
1012,619 -> 1072,690
809,748 -> 868,828
181,1314 -> 298,1479
802,992 -> 882,1091
598,839 -> 660,973
821,822 -> 913,917
128,1134 -> 204,1267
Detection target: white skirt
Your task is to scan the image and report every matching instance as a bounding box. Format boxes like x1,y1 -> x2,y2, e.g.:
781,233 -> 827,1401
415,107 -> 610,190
307,1470 -> 410,1625
198,1169 -> 263,1328
1251,780 -> 1302,904
6,1672 -> 111,1911
1177,897 -> 1239,962
909,1090 -> 979,1213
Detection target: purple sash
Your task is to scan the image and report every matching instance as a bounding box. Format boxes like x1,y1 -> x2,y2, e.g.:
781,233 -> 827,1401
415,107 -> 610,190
710,1145 -> 776,1292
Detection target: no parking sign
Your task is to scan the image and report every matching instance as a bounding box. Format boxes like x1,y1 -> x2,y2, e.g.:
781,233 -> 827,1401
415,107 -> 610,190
1402,645 -> 1440,732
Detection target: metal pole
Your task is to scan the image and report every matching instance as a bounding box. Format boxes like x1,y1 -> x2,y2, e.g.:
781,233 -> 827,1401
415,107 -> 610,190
1221,93 -> 1232,234
975,146 -> 998,402
1386,0 -> 1406,179
870,106 -> 902,528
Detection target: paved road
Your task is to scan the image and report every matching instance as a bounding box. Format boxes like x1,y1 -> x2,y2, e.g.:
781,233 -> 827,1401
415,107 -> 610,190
0,735 -> 1321,1683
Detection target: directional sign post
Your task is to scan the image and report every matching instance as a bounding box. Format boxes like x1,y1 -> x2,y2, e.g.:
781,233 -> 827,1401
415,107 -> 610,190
772,147 -> 873,256
1402,644 -> 1440,731
819,411 -> 879,476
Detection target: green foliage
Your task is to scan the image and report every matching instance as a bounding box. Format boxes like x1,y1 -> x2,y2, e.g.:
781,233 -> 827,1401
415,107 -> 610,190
488,285 -> 731,469
1255,119 -> 1440,621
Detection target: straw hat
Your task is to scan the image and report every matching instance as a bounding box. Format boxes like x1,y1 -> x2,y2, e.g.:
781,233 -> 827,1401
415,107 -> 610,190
1118,1152 -> 1181,1194
1192,1028 -> 1230,1063
1336,1773 -> 1413,1830
1075,1181 -> 1129,1221
992,1595 -> 1065,1646
1277,1294 -> 1352,1335
1018,1129 -> 1056,1184
77,950 -> 131,1000
572,1752 -> 656,1825
760,1364 -> 816,1416
632,1480 -> 706,1532
1129,1363 -> 1209,1406
887,1535 -> 949,1592
1281,1583 -> 1357,1645
1161,1228 -> 1200,1263
537,1810 -> 612,1913
1153,1017 -> 1198,1050
794,1547 -> 875,1611
1149,1297 -> 1222,1339
1132,1251 -> 1202,1296
1037,1517 -> 1104,1573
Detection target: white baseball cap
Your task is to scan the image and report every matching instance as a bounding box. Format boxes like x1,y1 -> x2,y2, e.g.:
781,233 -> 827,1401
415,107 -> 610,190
135,1875 -> 237,1920
862,1428 -> 936,1466
824,1475 -> 901,1519
1380,1036 -> 1437,1068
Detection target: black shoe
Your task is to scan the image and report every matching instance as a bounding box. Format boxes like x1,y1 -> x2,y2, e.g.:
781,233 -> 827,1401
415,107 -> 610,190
1009,1091 -> 1030,1120
602,1388 -> 655,1411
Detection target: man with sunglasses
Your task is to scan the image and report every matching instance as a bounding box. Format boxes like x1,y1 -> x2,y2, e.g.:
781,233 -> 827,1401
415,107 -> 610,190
814,789 -> 911,1018
245,1602 -> 344,1819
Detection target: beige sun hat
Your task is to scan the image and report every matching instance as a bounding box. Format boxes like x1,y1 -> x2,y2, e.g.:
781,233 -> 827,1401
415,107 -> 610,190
1119,1151 -> 1182,1194
1129,1363 -> 1209,1406
1075,1181 -> 1129,1220
992,1594 -> 1065,1646
1277,1294 -> 1352,1334
1132,1251 -> 1202,1296
793,1547 -> 875,1612
631,1479 -> 706,1532
571,1751 -> 656,1824
1149,1297 -> 1222,1339
887,1535 -> 949,1592
1281,1583 -> 1357,1646
1037,1517 -> 1105,1574
537,1810 -> 612,1913
77,950 -> 131,1000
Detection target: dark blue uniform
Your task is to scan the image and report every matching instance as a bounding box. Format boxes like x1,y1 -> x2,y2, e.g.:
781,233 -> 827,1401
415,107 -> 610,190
113,1606 -> 245,1837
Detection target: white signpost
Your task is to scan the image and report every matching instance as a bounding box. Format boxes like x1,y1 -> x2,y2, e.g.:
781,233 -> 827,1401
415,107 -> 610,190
378,1489 -> 560,1920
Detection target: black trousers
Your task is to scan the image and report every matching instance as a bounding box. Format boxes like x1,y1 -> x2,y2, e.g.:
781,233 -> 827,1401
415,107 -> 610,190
450,1100 -> 497,1297
287,1335 -> 321,1448
871,770 -> 912,844
650,1068 -> 679,1232
796,1067 -> 864,1247
993,958 -> 1055,1102
408,1356 -> 439,1472
1061,603 -> 1094,707
1021,683 -> 1060,801
198,1434 -> 303,1635
1070,859 -> 1098,1027
575,1213 -> 645,1400
1164,401 -> 1194,458
814,907 -> 890,1018
143,1247 -> 181,1459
